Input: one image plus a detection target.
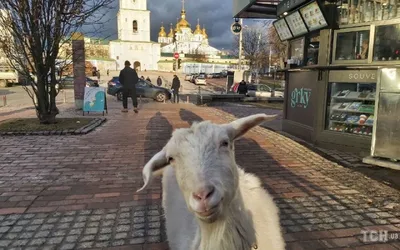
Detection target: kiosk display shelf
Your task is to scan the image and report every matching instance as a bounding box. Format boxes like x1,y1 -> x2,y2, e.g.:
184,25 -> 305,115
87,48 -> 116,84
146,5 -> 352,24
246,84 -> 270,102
326,82 -> 376,136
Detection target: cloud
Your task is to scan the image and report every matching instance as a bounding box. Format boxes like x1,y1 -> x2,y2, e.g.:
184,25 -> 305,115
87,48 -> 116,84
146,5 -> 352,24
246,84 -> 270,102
90,0 -> 238,50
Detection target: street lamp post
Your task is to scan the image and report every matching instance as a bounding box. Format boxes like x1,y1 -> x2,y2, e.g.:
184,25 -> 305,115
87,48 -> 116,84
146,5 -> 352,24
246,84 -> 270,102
238,18 -> 243,71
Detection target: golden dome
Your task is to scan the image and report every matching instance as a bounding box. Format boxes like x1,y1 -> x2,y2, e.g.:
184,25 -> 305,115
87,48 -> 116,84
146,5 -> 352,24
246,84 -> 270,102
177,10 -> 191,29
174,18 -> 181,33
202,26 -> 208,38
158,23 -> 167,37
168,23 -> 174,38
194,18 -> 202,35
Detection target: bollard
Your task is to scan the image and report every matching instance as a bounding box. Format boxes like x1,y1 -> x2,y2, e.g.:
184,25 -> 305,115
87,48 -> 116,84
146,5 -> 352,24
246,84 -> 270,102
186,96 -> 189,103
2,95 -> 6,106
139,95 -> 142,105
63,90 -> 66,103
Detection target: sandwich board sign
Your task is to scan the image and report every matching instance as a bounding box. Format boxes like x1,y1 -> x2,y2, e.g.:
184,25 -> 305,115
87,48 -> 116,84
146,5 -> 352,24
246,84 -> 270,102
83,87 -> 108,116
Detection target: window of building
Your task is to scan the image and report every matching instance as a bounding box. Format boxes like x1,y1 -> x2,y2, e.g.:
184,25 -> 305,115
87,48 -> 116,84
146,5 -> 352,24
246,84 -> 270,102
133,20 -> 138,33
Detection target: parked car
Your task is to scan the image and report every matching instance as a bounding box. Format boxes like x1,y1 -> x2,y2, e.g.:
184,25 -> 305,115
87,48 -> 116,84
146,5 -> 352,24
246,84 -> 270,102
246,84 -> 284,98
60,76 -> 99,89
212,73 -> 222,78
195,75 -> 207,85
107,77 -> 172,102
185,74 -> 194,81
190,73 -> 199,83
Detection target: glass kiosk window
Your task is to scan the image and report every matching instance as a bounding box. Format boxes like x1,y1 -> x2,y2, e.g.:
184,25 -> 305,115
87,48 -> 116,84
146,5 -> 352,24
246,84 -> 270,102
289,37 -> 305,65
334,30 -> 370,61
325,82 -> 376,136
373,24 -> 400,61
305,33 -> 320,66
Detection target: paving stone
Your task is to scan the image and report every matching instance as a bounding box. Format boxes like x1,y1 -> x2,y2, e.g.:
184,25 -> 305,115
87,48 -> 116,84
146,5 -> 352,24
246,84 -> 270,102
80,235 -> 95,242
46,237 -> 63,244
65,235 -> 79,243
35,230 -> 50,238
97,234 -> 112,241
111,240 -> 125,246
29,238 -> 46,246
60,243 -> 75,250
115,232 -> 128,239
77,241 -> 94,248
0,240 -> 11,247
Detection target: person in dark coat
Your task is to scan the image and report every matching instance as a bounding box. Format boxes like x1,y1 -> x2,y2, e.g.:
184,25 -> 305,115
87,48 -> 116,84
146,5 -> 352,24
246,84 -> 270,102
96,70 -> 101,80
119,60 -> 139,113
237,80 -> 248,95
171,75 -> 181,103
146,76 -> 151,82
156,76 -> 162,87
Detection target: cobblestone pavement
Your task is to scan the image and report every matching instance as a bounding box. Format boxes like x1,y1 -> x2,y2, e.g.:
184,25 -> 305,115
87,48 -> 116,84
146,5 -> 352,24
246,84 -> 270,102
0,100 -> 399,249
210,102 -> 400,192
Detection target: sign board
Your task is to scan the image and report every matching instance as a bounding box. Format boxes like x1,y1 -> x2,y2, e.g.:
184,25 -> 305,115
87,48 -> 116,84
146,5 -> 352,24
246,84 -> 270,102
299,1 -> 328,32
174,53 -> 179,59
273,19 -> 293,41
286,71 -> 318,127
231,22 -> 242,35
285,11 -> 309,37
328,70 -> 377,83
83,87 -> 106,113
277,0 -> 308,16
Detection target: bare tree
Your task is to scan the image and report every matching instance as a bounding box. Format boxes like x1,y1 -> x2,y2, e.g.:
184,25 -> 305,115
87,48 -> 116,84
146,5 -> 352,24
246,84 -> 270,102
190,47 -> 207,63
0,0 -> 113,123
232,25 -> 270,73
266,24 -> 288,69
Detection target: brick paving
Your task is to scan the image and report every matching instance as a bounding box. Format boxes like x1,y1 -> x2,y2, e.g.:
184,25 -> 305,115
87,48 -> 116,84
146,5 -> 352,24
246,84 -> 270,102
0,98 -> 399,249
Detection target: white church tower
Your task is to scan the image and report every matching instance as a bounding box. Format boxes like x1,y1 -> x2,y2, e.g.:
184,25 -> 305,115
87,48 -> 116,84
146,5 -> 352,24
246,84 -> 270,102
117,0 -> 150,42
109,0 -> 161,70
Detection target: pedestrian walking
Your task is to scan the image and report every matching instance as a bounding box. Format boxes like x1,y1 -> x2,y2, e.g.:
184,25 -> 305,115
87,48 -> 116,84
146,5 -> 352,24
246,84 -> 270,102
107,69 -> 109,76
140,76 -> 145,80
237,80 -> 248,95
119,60 -> 139,113
96,70 -> 101,81
156,76 -> 162,87
171,75 -> 180,103
146,76 -> 151,82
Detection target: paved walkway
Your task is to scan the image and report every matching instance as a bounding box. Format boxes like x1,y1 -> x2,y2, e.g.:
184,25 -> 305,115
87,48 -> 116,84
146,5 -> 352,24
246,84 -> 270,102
0,99 -> 399,250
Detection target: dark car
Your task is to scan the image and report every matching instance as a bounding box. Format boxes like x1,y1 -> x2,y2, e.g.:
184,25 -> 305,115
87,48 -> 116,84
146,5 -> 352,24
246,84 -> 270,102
107,77 -> 172,102
60,76 -> 99,89
212,73 -> 222,78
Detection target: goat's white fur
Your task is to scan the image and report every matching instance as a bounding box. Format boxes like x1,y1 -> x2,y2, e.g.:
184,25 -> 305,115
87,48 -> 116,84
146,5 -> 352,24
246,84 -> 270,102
138,113 -> 285,250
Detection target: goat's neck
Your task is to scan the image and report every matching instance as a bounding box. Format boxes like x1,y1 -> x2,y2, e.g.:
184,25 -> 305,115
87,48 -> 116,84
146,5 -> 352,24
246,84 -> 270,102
195,191 -> 257,250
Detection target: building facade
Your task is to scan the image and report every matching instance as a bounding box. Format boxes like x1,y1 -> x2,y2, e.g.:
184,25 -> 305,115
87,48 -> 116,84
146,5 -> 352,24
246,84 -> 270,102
156,1 -> 243,73
109,0 -> 160,71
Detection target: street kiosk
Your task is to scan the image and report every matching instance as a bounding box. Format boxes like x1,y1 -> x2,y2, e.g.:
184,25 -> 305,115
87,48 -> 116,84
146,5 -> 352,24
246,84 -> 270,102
233,0 -> 400,167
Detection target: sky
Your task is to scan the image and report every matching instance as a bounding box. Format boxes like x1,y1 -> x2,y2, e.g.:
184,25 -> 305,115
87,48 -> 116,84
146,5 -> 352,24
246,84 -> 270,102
93,0 -> 266,50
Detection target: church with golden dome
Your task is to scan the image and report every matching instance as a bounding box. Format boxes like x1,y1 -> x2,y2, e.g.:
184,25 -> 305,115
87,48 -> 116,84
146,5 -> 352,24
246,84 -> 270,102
157,0 -> 220,56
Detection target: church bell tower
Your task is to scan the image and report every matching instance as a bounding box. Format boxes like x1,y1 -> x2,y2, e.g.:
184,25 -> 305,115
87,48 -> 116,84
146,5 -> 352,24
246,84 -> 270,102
117,0 -> 151,42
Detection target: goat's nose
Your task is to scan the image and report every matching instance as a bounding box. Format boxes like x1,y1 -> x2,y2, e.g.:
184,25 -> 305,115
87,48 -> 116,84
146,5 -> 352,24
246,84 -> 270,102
192,186 -> 215,201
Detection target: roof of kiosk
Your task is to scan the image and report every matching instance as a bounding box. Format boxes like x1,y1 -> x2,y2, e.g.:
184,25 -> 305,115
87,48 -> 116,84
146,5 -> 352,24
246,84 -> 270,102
233,0 -> 280,18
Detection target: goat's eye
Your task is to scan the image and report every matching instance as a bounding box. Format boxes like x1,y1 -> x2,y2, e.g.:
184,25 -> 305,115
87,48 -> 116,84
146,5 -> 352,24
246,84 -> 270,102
167,157 -> 174,164
220,140 -> 229,147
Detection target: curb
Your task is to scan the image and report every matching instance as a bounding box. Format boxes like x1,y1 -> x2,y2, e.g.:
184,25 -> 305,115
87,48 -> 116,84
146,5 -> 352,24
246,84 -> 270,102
0,117 -> 107,136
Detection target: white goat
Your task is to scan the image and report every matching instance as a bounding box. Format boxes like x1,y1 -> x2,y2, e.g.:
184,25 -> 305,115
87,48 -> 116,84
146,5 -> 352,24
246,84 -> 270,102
137,114 -> 285,250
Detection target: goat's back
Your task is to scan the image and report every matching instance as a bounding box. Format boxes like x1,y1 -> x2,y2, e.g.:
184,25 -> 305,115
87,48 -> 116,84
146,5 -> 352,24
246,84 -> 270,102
238,168 -> 286,250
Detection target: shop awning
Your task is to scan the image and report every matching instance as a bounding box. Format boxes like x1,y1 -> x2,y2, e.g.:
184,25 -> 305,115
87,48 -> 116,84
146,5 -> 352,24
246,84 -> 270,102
233,0 -> 281,18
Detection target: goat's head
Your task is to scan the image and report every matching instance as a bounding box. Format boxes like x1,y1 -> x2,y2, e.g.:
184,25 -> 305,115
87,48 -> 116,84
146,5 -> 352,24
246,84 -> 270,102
137,113 -> 276,223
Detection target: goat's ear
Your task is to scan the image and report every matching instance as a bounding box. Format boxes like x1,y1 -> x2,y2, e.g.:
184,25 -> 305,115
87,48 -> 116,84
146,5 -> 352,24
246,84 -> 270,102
224,113 -> 277,140
136,148 -> 168,193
